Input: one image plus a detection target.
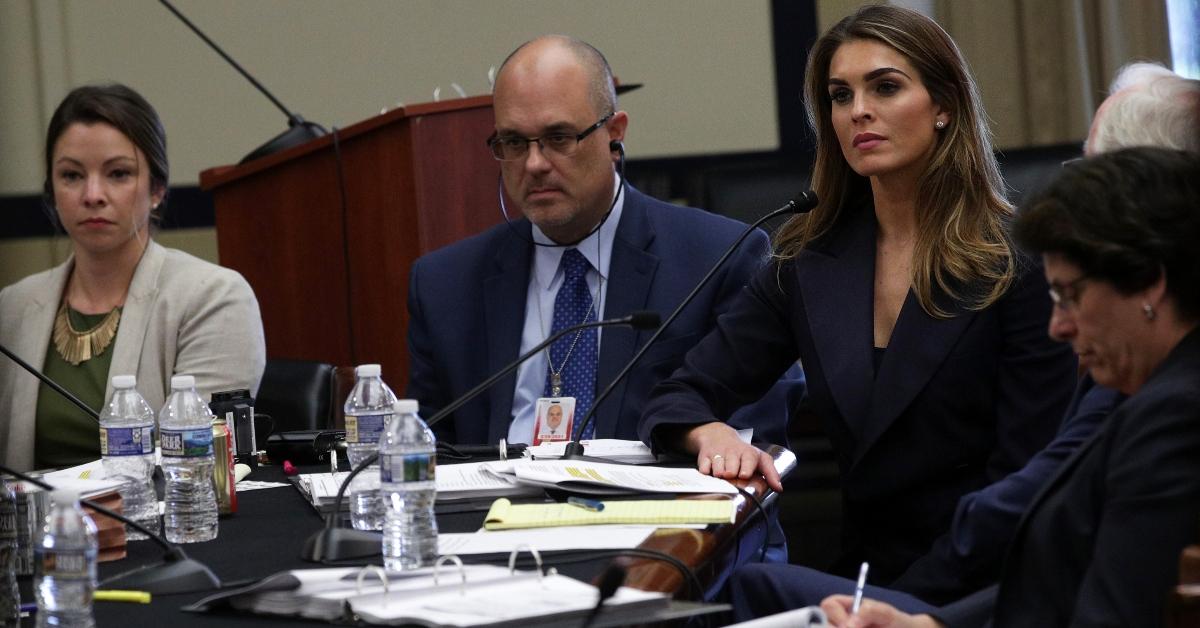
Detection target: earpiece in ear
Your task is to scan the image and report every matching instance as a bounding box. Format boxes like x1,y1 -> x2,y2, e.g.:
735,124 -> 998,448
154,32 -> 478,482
609,140 -> 625,155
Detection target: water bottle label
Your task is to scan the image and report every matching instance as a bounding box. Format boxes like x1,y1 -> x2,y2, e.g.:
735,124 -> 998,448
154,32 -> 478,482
345,412 -> 389,444
100,426 -> 154,456
380,452 -> 436,483
160,427 -> 213,457
36,549 -> 91,578
0,509 -> 15,541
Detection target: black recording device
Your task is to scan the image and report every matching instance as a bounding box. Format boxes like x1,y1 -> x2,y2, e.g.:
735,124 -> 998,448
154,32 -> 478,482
209,389 -> 258,465
265,429 -> 346,465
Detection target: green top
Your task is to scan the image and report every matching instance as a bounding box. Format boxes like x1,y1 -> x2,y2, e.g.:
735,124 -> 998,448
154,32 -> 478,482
34,307 -> 119,469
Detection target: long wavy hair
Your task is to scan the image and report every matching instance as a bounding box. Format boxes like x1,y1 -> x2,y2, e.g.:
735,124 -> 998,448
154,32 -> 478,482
775,4 -> 1014,317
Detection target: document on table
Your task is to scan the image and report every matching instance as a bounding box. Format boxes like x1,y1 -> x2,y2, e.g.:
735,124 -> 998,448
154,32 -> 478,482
438,524 -> 659,555
296,461 -> 543,513
511,459 -> 740,495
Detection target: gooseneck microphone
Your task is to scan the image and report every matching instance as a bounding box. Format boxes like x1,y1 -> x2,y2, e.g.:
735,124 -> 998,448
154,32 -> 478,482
562,190 -> 819,460
300,311 -> 662,563
0,464 -> 221,595
158,0 -> 327,164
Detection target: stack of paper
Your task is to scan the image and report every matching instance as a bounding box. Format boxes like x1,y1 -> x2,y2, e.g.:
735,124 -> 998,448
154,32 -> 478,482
295,461 -> 543,513
509,459 -> 740,496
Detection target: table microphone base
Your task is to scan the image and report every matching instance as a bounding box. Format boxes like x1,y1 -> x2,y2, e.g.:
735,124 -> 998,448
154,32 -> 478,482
101,547 -> 221,594
302,527 -> 382,562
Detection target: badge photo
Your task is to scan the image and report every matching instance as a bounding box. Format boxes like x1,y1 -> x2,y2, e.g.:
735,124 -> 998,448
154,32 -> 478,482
532,397 -> 576,445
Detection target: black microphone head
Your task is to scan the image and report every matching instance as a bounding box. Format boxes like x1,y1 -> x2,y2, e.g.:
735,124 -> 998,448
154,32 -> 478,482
791,190 -> 818,213
627,311 -> 661,329
597,564 -> 627,600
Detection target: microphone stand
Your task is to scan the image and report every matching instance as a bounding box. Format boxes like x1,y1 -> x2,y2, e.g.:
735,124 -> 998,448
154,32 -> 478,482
1,465 -> 221,595
158,0 -> 327,164
300,312 -> 661,563
562,191 -> 819,460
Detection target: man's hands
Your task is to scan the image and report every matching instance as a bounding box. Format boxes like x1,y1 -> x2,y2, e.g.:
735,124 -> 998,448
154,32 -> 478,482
683,422 -> 782,492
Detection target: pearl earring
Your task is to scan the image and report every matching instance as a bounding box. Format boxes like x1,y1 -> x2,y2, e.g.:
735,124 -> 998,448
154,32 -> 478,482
935,120 -> 946,130
1143,303 -> 1156,320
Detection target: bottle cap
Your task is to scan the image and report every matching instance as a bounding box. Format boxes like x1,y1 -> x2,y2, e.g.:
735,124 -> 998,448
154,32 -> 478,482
111,375 -> 137,389
171,375 -> 196,390
395,399 -> 419,414
356,364 -> 382,378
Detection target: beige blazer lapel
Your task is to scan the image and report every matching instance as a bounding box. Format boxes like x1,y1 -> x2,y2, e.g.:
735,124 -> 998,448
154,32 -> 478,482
108,241 -> 166,406
3,260 -> 71,469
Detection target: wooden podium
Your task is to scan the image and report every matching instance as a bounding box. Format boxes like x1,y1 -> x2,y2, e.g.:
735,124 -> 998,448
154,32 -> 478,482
200,95 -> 503,387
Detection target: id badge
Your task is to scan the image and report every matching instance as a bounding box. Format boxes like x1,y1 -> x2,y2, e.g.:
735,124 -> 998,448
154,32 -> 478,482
532,396 -> 576,445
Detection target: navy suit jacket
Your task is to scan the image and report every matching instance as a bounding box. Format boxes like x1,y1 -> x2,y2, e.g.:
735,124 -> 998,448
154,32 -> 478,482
640,204 -> 1079,582
937,328 -> 1200,628
889,375 -> 1123,604
405,185 -> 798,446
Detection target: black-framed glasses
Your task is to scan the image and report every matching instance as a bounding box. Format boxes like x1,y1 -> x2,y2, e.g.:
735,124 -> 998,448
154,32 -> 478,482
1048,274 -> 1091,309
486,112 -> 614,161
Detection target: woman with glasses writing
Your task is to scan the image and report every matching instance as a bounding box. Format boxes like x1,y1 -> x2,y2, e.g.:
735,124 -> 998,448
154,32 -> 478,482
640,4 -> 1077,584
821,147 -> 1200,627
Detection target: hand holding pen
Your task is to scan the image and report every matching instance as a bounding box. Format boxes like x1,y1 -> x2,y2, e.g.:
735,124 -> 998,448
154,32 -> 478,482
817,564 -> 945,628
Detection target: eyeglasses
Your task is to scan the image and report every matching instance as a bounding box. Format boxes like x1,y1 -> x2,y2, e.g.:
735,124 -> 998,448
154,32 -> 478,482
486,112 -> 614,161
1048,274 -> 1091,309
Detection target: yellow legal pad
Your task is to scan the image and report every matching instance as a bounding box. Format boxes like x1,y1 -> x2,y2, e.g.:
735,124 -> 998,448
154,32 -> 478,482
483,497 -> 736,530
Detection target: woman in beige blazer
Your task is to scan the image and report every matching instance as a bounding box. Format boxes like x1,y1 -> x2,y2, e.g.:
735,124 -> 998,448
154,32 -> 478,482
0,84 -> 265,471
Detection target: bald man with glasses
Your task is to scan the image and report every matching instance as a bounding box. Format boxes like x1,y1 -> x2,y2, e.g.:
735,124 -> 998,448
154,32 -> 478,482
404,36 -> 801,470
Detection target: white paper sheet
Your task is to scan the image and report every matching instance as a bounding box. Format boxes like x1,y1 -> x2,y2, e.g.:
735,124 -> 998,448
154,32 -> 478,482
437,525 -> 659,555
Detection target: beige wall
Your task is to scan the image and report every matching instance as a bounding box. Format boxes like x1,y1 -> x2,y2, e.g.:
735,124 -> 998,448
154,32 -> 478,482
0,0 -> 778,195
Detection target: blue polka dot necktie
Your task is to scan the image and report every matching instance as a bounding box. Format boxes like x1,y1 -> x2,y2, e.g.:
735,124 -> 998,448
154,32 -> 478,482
544,249 -> 598,439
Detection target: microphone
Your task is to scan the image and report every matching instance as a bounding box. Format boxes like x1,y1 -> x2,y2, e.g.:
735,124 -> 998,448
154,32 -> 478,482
300,311 -> 661,563
0,343 -> 98,422
0,464 -> 221,595
158,0 -> 327,164
562,190 -> 819,460
581,563 -> 627,628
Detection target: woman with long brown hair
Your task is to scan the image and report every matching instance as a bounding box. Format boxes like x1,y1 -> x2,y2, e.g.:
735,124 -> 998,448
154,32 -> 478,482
639,4 -> 1077,583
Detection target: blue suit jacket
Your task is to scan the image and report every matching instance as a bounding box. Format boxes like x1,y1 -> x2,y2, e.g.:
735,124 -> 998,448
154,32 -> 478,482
937,328 -> 1200,627
641,204 -> 1079,582
890,375 -> 1123,604
405,185 -> 799,446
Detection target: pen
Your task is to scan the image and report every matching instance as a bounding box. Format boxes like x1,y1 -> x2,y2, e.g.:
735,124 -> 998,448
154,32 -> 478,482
94,590 -> 152,604
567,496 -> 605,512
851,561 -> 869,614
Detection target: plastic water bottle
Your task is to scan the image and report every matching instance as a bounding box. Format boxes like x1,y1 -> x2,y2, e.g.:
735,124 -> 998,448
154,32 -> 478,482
34,489 -> 97,628
380,399 -> 438,570
159,375 -> 218,543
0,478 -> 18,628
344,365 -> 397,531
98,375 -> 159,541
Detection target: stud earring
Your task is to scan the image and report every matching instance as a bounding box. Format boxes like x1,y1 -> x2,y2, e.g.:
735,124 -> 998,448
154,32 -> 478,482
935,120 -> 946,130
1143,303 -> 1156,320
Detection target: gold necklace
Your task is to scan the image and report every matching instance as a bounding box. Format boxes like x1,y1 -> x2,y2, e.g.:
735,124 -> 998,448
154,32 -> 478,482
52,302 -> 121,366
